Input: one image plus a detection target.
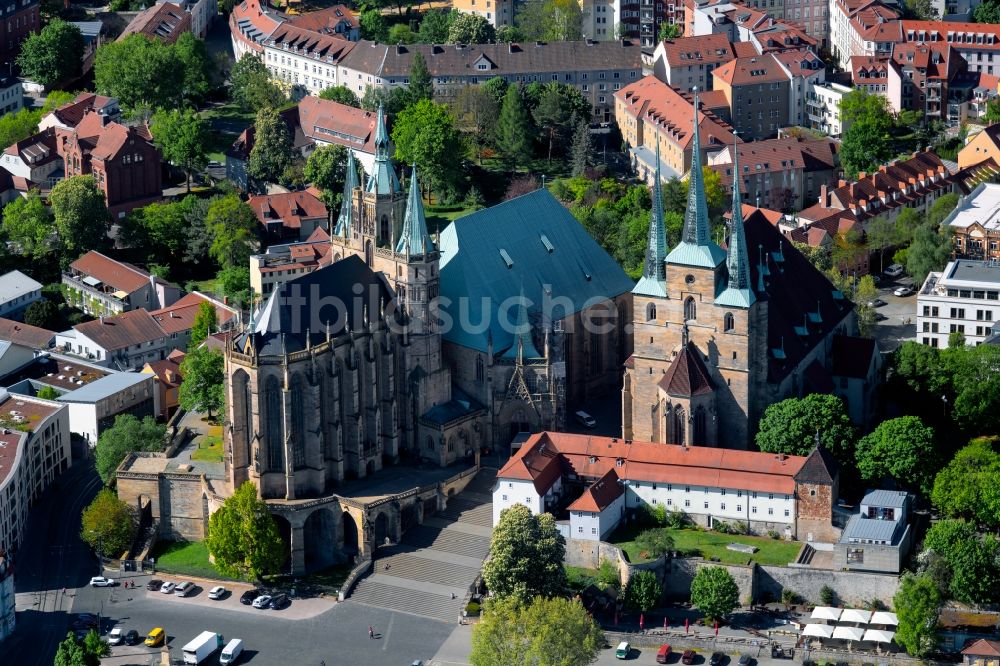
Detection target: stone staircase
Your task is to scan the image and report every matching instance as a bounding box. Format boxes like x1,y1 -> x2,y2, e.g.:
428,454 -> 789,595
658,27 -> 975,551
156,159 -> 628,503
347,468 -> 495,622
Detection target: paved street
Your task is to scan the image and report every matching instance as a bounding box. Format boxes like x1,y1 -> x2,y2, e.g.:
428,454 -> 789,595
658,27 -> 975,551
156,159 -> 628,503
871,275 -> 919,353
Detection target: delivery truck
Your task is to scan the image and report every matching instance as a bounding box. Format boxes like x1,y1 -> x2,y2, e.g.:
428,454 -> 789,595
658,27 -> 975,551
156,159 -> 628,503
182,631 -> 224,665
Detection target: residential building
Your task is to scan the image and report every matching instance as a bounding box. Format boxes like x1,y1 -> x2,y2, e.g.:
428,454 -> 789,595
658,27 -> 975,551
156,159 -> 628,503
38,93 -> 121,133
0,318 -> 55,349
685,0 -> 822,50
0,270 -> 42,320
0,0 -> 39,60
833,489 -> 913,573
712,53 -> 792,139
120,2 -> 192,44
615,76 -> 738,181
69,21 -> 104,75
772,48 -> 827,128
0,76 -> 22,116
901,20 -> 1000,75
282,4 -> 358,41
708,136 -> 839,212
1,353 -> 153,443
958,124 -> 1000,170
62,251 -> 180,317
493,432 -> 841,540
249,227 -> 333,297
961,639 -> 1000,666
806,80 -> 853,136
173,0 -> 218,39
141,349 -> 184,420
1,128 -> 62,195
581,0 -> 622,41
850,55 -> 892,97
0,388 -> 70,556
453,0 -> 513,27
889,41 -> 969,124
622,99 -> 857,450
829,0 -> 900,69
260,24 -> 357,98
968,73 -> 1000,119
648,34 -> 754,92
918,258 -> 1000,347
55,292 -> 237,369
0,558 -> 12,645
250,190 -> 328,244
829,334 -> 881,425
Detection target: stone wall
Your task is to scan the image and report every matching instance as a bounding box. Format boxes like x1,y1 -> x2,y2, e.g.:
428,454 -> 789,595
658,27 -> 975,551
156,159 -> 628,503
662,558 -> 756,603
756,565 -> 900,606
158,474 -> 209,541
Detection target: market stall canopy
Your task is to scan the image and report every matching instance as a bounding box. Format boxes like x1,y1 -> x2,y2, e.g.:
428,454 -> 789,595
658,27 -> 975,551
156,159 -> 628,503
802,624 -> 835,639
870,611 -> 899,626
863,629 -> 896,643
833,626 -> 866,642
841,609 -> 873,624
811,607 -> 842,621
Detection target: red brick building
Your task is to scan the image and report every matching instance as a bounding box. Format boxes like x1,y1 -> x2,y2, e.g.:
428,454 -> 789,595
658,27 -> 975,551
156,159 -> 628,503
0,0 -> 39,61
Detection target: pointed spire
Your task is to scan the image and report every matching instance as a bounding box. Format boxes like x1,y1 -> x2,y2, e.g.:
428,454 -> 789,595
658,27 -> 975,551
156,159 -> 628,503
334,149 -> 359,238
665,88 -> 726,269
716,133 -> 756,308
502,283 -> 541,360
374,102 -> 390,161
395,165 -> 434,255
366,103 -> 403,195
633,142 -> 668,297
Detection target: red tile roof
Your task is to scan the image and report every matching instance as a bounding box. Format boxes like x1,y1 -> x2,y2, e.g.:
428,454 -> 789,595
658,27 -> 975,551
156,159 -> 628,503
69,251 -> 153,294
287,4 -> 358,32
497,438 -> 564,494
120,2 -> 191,44
567,469 -> 623,513
901,20 -> 1000,52
658,34 -> 740,67
0,318 -> 55,349
713,53 -> 789,86
713,137 -> 838,191
47,93 -> 118,129
149,292 -> 237,335
963,639 -> 1000,657
850,55 -> 889,85
249,190 -> 328,230
297,95 -> 378,154
658,342 -> 715,397
143,352 -> 184,388
74,309 -> 165,352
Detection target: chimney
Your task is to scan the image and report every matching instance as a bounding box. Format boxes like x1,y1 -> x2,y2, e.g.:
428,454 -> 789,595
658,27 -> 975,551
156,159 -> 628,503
819,183 -> 828,206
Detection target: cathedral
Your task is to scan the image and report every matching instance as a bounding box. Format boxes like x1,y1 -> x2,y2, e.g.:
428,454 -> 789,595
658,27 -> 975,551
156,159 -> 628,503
622,94 -> 859,449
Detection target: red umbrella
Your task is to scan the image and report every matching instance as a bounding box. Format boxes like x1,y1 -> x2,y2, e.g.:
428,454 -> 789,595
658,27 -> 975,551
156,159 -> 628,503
640,614 -> 645,631
685,618 -> 689,634
714,620 -> 719,636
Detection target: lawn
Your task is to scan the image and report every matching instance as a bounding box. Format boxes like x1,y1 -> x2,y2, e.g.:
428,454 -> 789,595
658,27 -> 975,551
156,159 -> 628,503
150,540 -> 242,581
565,565 -> 601,593
610,525 -> 802,566
191,426 -> 224,463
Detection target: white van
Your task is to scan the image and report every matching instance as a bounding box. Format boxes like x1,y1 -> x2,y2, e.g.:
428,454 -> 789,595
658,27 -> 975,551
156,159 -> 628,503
574,411 -> 596,429
220,638 -> 243,665
174,581 -> 195,597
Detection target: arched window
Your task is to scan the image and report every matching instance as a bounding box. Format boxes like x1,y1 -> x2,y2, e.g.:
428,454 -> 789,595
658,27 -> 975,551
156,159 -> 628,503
475,356 -> 484,382
263,376 -> 284,472
671,406 -> 686,445
724,312 -> 735,332
684,297 -> 696,322
364,240 -> 373,266
290,374 -> 305,469
646,302 -> 657,321
425,435 -> 435,451
380,215 -> 390,243
694,406 -> 707,444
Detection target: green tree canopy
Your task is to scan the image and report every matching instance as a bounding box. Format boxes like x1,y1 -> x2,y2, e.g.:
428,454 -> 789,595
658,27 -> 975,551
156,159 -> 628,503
532,82 -> 591,162
94,414 -> 167,484
839,90 -> 897,178
2,191 -> 54,260
94,34 -> 183,112
126,198 -> 192,264
80,487 -> 136,558
974,0 -> 1000,23
922,519 -> 1000,604
755,393 -> 856,463
37,386 -> 60,400
151,108 -> 208,193
247,106 -> 295,186
417,9 -> 457,43
516,0 -> 583,41
932,438 -> 1000,529
387,23 -> 418,44
690,565 -> 740,622
855,416 -> 938,495
408,51 -> 433,104
304,144 -> 348,210
497,84 -> 533,165
894,573 -> 941,657
206,193 -> 259,268
482,504 -> 567,602
571,118 -> 591,177
359,9 -> 388,41
470,596 -> 604,666
448,13 -> 496,43
391,98 -> 463,197
16,19 -> 84,87
624,570 -> 661,611
174,32 -> 212,102
450,85 -> 499,163
496,24 -> 526,42
660,22 -> 683,40
49,175 -> 110,258
55,629 -> 109,666
318,85 -> 360,107
230,53 -> 286,112
178,346 -> 224,418
206,481 -> 286,581
189,301 -> 218,347
216,265 -> 253,310
24,300 -> 60,330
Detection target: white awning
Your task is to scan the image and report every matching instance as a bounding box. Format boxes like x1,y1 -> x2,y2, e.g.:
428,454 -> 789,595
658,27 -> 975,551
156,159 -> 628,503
863,629 -> 896,644
833,626 -> 866,642
811,607 -> 842,621
802,624 -> 835,639
870,611 -> 899,626
840,608 -> 873,624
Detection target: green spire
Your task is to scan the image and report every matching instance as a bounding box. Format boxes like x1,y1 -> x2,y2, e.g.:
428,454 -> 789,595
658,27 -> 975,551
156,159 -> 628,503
665,89 -> 726,269
366,102 -> 402,195
502,282 -> 541,360
716,135 -> 756,308
374,102 -> 390,161
396,165 -> 433,255
633,142 -> 667,297
333,149 -> 358,238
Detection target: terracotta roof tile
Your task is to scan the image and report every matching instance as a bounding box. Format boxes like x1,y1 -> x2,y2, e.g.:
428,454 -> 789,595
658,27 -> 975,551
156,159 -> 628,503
962,639 -> 1000,657
74,309 -> 166,352
713,53 -> 789,86
120,2 -> 191,44
287,4 -> 358,32
297,95 -> 378,154
69,251 -> 152,293
149,292 -> 237,335
249,190 -> 327,230
567,468 -> 623,512
0,317 -> 55,348
658,342 -> 715,397
658,34 -> 739,67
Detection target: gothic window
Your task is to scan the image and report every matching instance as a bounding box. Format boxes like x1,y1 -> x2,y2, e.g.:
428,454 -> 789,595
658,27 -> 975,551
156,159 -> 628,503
365,240 -> 373,266
510,409 -> 530,441
646,302 -> 656,321
232,370 -> 251,462
447,438 -> 454,452
263,376 -> 283,472
724,312 -> 735,332
684,297 -> 697,322
672,406 -> 686,445
694,406 -> 707,444
475,356 -> 484,382
426,435 -> 435,450
321,370 -> 337,459
380,214 -> 390,244
290,374 -> 305,469
588,332 -> 601,375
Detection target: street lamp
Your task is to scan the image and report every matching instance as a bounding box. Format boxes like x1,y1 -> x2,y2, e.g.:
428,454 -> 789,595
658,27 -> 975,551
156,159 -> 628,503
541,174 -> 547,190
941,394 -> 948,417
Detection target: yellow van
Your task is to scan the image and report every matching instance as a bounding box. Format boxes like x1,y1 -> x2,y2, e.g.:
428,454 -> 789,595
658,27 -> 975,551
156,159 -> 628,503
144,627 -> 165,647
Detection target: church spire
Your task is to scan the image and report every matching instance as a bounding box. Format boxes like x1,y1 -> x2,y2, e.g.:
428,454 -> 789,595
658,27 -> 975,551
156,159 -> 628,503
366,102 -> 402,195
502,282 -> 541,360
396,165 -> 433,255
633,142 -> 668,297
374,102 -> 390,161
665,88 -> 726,269
333,149 -> 359,238
716,134 -> 756,308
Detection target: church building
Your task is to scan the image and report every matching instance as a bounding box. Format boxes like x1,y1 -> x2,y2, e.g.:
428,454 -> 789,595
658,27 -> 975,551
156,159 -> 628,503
622,93 -> 858,449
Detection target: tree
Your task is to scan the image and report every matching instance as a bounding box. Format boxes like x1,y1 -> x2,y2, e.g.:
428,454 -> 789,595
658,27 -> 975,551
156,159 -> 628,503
388,23 -> 418,44
151,108 -> 208,193
37,386 -> 60,400
55,630 -> 109,666
497,84 -> 533,165
516,0 -> 583,41
690,566 -> 740,622
417,9 -> 456,43
635,527 -> 675,559
856,416 -> 938,495
391,99 -> 463,197
206,194 -> 259,268
974,0 -> 1000,23
0,108 -> 43,151
482,504 -> 567,602
927,192 -> 959,228
359,9 -> 388,41
247,106 -> 295,186
2,191 -> 54,260
448,13 -> 496,43
901,0 -> 937,19
496,25 -> 526,42
755,394 -> 856,462
894,573 -> 941,657
94,414 -> 166,484
178,346 -> 224,418
318,85 -> 360,107
470,596 -> 605,666
94,34 -> 183,112
304,144 -> 348,209
839,90 -> 896,179
907,221 -> 953,286
451,86 -> 498,163
229,53 -> 285,112
360,85 -> 411,116
855,273 -> 879,338
80,488 -> 136,558
660,22 -> 683,40
949,330 -> 966,348
624,570 -> 661,611
127,199 -> 190,263
190,301 -> 218,346
49,176 -> 110,258
570,118 -> 591,177
408,52 -> 433,104
174,32 -> 212,102
932,438 -> 1000,529
532,82 -> 591,162
16,19 -> 84,87
922,518 -> 1000,604
866,217 -> 896,273
206,481 -> 286,581
216,265 -> 253,310
24,300 -> 60,330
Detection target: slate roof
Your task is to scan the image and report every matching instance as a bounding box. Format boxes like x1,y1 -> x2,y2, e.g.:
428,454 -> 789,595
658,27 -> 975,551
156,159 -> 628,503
567,468 -> 623,513
862,488 -> 908,508
438,190 -> 634,354
658,342 -> 715,397
830,334 -> 876,379
420,386 -> 485,426
792,446 -> 838,484
841,513 -> 904,543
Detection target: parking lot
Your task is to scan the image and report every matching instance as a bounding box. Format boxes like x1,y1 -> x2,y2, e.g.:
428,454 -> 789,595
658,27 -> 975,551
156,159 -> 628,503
870,275 -> 919,353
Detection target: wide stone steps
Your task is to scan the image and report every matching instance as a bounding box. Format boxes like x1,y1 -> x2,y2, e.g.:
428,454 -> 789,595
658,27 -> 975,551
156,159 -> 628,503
462,468 -> 498,495
438,498 -> 493,527
405,525 -> 491,560
349,578 -> 460,623
379,551 -> 481,587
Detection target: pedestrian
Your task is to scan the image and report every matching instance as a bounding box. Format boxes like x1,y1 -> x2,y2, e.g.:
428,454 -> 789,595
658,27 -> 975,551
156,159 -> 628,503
61,588 -> 66,595
368,626 -> 374,640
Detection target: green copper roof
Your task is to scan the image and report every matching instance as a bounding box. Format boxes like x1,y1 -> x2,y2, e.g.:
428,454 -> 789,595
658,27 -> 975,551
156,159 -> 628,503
366,103 -> 402,195
501,282 -> 542,360
395,165 -> 433,255
634,142 -> 668,298
716,137 -> 756,308
666,90 -> 726,269
333,149 -> 359,238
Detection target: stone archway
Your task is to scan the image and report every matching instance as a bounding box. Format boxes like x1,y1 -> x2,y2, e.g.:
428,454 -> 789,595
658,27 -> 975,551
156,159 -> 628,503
342,511 -> 359,554
373,512 -> 390,546
271,514 -> 293,574
303,508 -> 339,572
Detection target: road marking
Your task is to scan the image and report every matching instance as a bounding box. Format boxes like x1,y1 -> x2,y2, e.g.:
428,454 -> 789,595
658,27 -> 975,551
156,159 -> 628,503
381,613 -> 395,651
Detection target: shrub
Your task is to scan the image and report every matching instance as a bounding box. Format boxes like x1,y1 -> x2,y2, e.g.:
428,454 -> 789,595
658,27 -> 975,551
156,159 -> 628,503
819,585 -> 836,606
597,559 -> 620,590
781,588 -> 802,606
768,530 -> 781,540
465,602 -> 481,615
666,509 -> 689,529
635,528 -> 675,559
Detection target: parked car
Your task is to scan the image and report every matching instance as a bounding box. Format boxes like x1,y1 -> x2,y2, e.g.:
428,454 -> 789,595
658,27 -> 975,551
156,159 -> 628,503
208,586 -> 227,600
875,312 -> 888,321
240,589 -> 260,605
269,593 -> 290,610
867,299 -> 886,308
89,576 -> 116,587
574,410 -> 596,429
738,654 -> 754,666
159,581 -> 175,594
173,581 -> 194,597
144,627 -> 165,647
108,627 -> 125,645
70,614 -> 98,630
656,644 -> 672,664
252,594 -> 272,609
884,264 -> 905,278
710,653 -> 726,666
124,630 -> 140,646
146,579 -> 163,591
616,642 -> 631,659
682,650 -> 697,664
893,286 -> 915,297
